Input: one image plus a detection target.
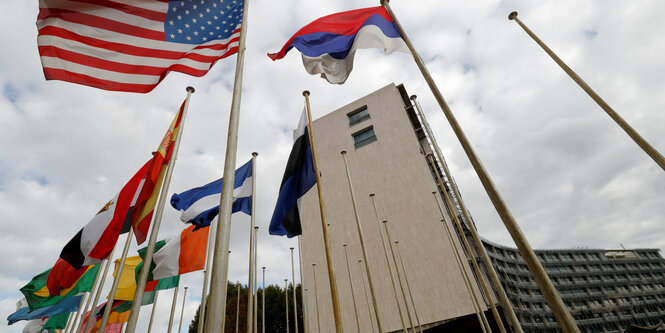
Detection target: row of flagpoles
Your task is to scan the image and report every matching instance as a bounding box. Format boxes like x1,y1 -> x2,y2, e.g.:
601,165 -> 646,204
13,0 -> 665,332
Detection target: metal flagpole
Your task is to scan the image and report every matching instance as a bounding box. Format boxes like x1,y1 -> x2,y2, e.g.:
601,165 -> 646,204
285,279 -> 290,333
247,154 -> 258,333
168,287 -> 180,333
431,192 -> 489,333
302,91 -> 345,332
236,283 -> 241,333
297,238 -> 308,333
99,231 -> 134,332
126,86 -> 195,332
178,287 -> 189,333
342,245 -> 361,333
380,2 -> 580,331
75,255 -> 110,333
394,241 -> 423,333
426,156 -> 492,333
369,194 -> 407,333
254,226 -> 259,333
262,267 -> 266,333
82,249 -> 118,333
312,264 -> 321,333
381,222 -> 415,333
412,95 -> 522,333
205,0 -> 252,328
358,259 -> 376,333
290,247 -> 300,333
340,151 -> 383,333
509,12 -> 665,172
197,217 -> 218,333
147,290 -> 160,333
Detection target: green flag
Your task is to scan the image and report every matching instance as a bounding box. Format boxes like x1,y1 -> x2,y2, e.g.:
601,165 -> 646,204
21,265 -> 100,310
136,239 -> 167,282
42,312 -> 70,330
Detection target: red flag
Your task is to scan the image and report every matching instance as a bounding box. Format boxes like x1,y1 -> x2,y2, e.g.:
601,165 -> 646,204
130,102 -> 185,244
46,259 -> 87,296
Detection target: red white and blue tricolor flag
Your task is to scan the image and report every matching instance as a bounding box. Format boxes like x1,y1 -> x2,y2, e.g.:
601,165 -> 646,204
37,0 -> 244,93
268,6 -> 408,84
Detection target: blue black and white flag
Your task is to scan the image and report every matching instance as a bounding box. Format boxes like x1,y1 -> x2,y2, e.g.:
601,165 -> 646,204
269,109 -> 317,238
170,159 -> 252,229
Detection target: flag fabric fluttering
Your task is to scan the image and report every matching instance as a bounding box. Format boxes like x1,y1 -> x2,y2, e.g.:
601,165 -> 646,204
131,102 -> 185,245
22,264 -> 99,311
57,161 -> 150,271
268,6 -> 407,84
111,256 -> 143,302
138,225 -> 209,281
170,159 -> 252,228
269,109 -> 317,238
7,294 -> 83,325
36,0 -> 245,93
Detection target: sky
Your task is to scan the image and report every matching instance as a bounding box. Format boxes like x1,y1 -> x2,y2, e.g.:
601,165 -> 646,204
2,0 -> 665,332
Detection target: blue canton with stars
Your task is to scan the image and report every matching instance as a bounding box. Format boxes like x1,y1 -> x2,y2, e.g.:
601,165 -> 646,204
165,0 -> 244,44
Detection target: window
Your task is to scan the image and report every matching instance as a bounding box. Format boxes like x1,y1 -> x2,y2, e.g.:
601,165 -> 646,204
353,126 -> 377,148
347,106 -> 370,126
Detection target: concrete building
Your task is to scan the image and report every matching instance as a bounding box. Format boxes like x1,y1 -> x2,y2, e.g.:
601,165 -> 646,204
298,83 -> 665,332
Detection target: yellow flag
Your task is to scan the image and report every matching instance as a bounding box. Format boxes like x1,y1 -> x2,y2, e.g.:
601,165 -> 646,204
111,256 -> 142,301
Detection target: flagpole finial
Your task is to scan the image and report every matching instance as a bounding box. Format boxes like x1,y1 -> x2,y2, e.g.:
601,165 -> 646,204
186,86 -> 195,93
380,0 -> 389,6
303,90 -> 310,97
394,240 -> 399,244
343,244 -> 347,247
508,11 -> 518,20
369,193 -> 375,197
432,191 -> 437,194
252,152 -> 258,156
410,95 -> 417,101
290,247 -> 294,250
382,220 -> 387,224
341,151 -> 347,155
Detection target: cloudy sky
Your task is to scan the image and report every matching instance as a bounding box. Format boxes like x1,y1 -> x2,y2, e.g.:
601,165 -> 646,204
2,0 -> 665,331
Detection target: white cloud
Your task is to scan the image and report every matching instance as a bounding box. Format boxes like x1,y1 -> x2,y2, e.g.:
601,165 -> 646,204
2,0 -> 665,331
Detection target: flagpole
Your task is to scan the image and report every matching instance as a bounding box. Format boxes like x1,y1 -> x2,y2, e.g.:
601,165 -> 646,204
285,279 -> 291,333
99,230 -> 134,331
126,86 -> 195,332
358,259 -> 376,333
297,237 -> 308,333
253,226 -> 259,333
412,95 -> 522,333
381,221 -> 415,333
197,217 -> 218,333
262,266 -> 266,333
82,248 -> 118,333
147,290 -> 160,333
290,247 -> 300,333
302,90 -> 344,333
509,12 -> 665,172
75,256 -> 110,333
394,241 -> 423,333
430,191 -> 489,333
236,282 -> 241,333
168,286 -> 180,333
342,245 -> 361,333
341,151 -> 383,333
178,287 -> 188,333
369,194 -> 408,333
426,154 -> 492,333
312,264 -> 321,333
247,153 -> 258,333
204,0 -> 252,326
380,2 -> 580,331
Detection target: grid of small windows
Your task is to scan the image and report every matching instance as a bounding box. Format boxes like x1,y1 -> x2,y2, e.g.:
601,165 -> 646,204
481,241 -> 665,332
353,126 -> 377,148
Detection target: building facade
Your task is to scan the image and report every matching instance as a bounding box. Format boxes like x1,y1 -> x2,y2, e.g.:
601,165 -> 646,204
299,83 -> 665,332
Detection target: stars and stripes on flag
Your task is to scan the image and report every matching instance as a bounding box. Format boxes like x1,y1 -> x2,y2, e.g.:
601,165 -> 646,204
268,6 -> 407,84
170,159 -> 252,229
269,109 -> 317,238
37,0 -> 245,93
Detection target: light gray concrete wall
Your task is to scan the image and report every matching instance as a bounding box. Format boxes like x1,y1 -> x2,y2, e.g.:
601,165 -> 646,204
299,83 -> 486,333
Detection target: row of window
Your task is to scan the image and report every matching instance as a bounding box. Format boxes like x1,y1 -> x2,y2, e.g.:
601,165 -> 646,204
347,105 -> 377,149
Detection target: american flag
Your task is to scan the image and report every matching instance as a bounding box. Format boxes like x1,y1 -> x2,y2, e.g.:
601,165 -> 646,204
37,0 -> 245,93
